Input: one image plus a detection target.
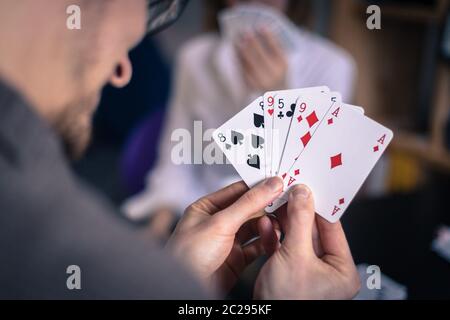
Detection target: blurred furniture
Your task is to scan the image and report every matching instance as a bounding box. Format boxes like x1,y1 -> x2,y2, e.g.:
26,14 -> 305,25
328,0 -> 450,178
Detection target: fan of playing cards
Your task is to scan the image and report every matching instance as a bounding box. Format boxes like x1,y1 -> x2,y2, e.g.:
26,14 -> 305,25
213,87 -> 393,223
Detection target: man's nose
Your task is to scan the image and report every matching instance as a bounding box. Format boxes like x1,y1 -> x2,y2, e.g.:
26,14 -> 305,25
109,56 -> 133,88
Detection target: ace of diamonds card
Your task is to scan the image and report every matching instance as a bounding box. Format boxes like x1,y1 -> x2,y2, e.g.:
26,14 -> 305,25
271,104 -> 393,222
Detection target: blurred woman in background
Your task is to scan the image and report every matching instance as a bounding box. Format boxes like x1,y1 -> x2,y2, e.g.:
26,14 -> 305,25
122,0 -> 356,240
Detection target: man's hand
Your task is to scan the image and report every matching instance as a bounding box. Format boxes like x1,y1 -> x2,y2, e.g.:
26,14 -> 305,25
166,177 -> 284,295
254,185 -> 361,300
237,28 -> 288,92
146,209 -> 176,243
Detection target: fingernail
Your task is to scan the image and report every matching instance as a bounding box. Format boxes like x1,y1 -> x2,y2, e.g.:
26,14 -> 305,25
291,185 -> 310,199
264,177 -> 283,193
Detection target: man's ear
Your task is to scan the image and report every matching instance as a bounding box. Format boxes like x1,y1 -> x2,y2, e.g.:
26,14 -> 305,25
109,56 -> 133,88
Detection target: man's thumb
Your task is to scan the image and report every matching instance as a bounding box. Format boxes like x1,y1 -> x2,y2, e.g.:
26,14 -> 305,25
282,185 -> 316,254
213,177 -> 283,233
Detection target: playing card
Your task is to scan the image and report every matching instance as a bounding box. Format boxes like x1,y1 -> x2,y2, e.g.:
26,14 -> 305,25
345,103 -> 365,115
277,97 -> 365,182
264,87 -> 330,179
263,93 -> 275,179
213,97 -> 267,188
218,3 -> 298,51
219,9 -> 261,43
266,104 -> 393,222
266,100 -> 364,212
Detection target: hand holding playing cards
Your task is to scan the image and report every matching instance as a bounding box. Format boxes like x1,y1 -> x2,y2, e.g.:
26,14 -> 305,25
166,177 -> 283,295
237,29 -> 288,92
254,185 -> 360,300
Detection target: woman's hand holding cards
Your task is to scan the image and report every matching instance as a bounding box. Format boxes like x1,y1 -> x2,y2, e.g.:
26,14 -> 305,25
237,28 -> 288,92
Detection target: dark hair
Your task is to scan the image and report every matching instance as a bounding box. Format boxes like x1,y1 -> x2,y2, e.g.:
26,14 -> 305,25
203,0 -> 312,32
203,0 -> 229,32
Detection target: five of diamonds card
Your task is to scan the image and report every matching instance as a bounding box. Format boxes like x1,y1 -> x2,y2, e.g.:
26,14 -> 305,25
213,87 -> 393,223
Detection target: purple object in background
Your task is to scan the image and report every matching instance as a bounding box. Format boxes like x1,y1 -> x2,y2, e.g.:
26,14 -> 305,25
120,109 -> 166,196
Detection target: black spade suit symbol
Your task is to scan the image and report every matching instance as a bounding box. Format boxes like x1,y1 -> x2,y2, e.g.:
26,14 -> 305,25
247,154 -> 260,169
253,114 -> 264,128
286,103 -> 296,118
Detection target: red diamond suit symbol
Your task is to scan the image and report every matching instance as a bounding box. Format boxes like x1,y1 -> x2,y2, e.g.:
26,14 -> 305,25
330,153 -> 343,169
